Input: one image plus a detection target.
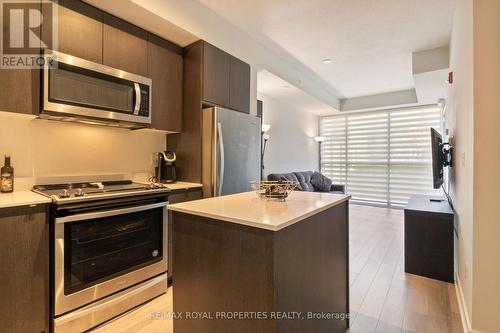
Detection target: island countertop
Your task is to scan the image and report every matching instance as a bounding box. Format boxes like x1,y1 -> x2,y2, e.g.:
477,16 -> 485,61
167,191 -> 350,231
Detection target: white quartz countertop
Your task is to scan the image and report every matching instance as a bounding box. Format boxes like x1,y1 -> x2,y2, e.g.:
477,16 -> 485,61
0,190 -> 51,209
168,191 -> 350,231
166,182 -> 203,191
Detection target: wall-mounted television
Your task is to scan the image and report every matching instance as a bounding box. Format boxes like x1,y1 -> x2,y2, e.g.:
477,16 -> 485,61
430,128 -> 452,189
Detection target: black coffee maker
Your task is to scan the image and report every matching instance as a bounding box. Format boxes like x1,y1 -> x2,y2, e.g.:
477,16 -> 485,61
156,151 -> 177,183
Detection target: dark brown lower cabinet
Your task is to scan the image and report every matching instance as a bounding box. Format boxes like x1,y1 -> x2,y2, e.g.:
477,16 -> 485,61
167,188 -> 203,282
0,204 -> 49,333
168,188 -> 203,205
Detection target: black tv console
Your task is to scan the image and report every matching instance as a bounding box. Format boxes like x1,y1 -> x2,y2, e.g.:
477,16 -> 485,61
404,194 -> 455,283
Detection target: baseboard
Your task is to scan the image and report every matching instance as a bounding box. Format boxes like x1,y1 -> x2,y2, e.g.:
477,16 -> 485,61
455,273 -> 478,333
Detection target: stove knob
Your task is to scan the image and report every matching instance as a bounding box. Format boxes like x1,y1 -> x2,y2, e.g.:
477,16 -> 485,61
74,188 -> 85,197
59,189 -> 71,198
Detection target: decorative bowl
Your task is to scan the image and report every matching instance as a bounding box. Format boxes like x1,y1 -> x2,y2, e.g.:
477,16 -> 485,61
250,180 -> 298,201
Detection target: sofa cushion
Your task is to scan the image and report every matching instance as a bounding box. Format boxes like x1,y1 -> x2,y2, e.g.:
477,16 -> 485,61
330,184 -> 346,194
267,172 -> 303,190
293,171 -> 315,192
267,171 -> 346,194
310,171 -> 333,192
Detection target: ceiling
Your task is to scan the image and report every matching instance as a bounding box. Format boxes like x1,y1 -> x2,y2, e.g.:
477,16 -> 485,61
85,0 -> 454,114
197,0 -> 455,99
86,0 -> 343,110
84,0 -> 199,46
258,70 -> 334,116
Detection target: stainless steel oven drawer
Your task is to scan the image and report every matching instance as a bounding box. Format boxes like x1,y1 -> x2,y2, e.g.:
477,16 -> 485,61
54,273 -> 167,333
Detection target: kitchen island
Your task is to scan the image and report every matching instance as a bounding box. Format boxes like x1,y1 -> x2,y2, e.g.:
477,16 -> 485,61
168,191 -> 350,333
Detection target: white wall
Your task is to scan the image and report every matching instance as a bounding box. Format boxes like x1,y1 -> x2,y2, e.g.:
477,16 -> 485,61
258,92 -> 319,177
0,112 -> 166,189
447,1 -> 500,332
472,0 -> 500,331
445,0 -> 474,325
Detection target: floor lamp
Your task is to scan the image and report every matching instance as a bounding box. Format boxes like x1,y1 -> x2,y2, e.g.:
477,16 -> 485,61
314,136 -> 326,172
261,124 -> 271,180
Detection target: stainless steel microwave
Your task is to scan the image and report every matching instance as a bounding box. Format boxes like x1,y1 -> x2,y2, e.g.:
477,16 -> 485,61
41,51 -> 152,129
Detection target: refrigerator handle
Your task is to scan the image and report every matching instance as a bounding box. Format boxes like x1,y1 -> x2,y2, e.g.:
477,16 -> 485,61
217,122 -> 225,196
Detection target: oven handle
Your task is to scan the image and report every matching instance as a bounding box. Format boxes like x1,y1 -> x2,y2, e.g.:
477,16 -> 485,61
55,202 -> 167,224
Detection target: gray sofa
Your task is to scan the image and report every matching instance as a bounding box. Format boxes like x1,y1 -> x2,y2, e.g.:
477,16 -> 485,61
267,171 -> 346,194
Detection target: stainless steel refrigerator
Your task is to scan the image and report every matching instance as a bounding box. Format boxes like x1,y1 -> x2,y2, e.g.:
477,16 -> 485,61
202,106 -> 261,197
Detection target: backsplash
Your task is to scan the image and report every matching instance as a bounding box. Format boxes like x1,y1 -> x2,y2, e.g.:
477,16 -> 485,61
0,112 -> 166,189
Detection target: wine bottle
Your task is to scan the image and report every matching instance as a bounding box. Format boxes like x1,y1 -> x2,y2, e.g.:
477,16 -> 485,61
0,155 -> 14,193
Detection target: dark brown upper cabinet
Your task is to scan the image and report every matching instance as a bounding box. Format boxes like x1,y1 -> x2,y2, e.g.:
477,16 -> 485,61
196,41 -> 250,114
148,34 -> 183,132
55,0 -> 103,63
0,0 -> 41,116
0,70 -> 39,115
202,42 -> 231,107
1,0 -> 185,128
103,14 -> 148,77
229,56 -> 251,114
169,41 -> 250,182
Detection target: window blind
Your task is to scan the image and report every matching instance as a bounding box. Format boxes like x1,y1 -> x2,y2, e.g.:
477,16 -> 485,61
320,105 -> 441,206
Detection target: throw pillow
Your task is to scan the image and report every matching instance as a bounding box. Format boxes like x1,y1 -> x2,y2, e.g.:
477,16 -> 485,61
310,172 -> 333,192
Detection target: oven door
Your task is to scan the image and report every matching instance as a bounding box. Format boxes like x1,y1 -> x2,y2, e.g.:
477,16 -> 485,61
43,51 -> 151,126
54,201 -> 167,316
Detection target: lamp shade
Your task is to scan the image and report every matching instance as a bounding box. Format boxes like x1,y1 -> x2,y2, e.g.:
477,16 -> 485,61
314,136 -> 326,142
262,124 -> 271,133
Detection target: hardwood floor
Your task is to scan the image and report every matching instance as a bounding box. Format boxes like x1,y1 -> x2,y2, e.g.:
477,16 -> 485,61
347,204 -> 462,333
92,204 -> 462,333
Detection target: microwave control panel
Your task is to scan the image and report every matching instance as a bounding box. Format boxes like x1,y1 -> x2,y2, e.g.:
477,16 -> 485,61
139,84 -> 150,116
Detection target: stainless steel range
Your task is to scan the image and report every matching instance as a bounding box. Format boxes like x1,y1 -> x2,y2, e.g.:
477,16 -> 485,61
33,180 -> 170,333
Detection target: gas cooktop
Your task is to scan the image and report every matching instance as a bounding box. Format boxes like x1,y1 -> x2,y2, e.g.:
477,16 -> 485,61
33,180 -> 170,203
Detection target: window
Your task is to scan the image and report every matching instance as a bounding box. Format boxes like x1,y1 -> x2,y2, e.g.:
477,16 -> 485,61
320,105 -> 442,206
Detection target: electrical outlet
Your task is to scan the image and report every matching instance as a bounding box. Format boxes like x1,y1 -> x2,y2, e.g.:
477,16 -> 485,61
151,153 -> 158,166
461,152 -> 465,167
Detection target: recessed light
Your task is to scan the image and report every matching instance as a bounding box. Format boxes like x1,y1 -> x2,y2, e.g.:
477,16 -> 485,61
322,58 -> 332,64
